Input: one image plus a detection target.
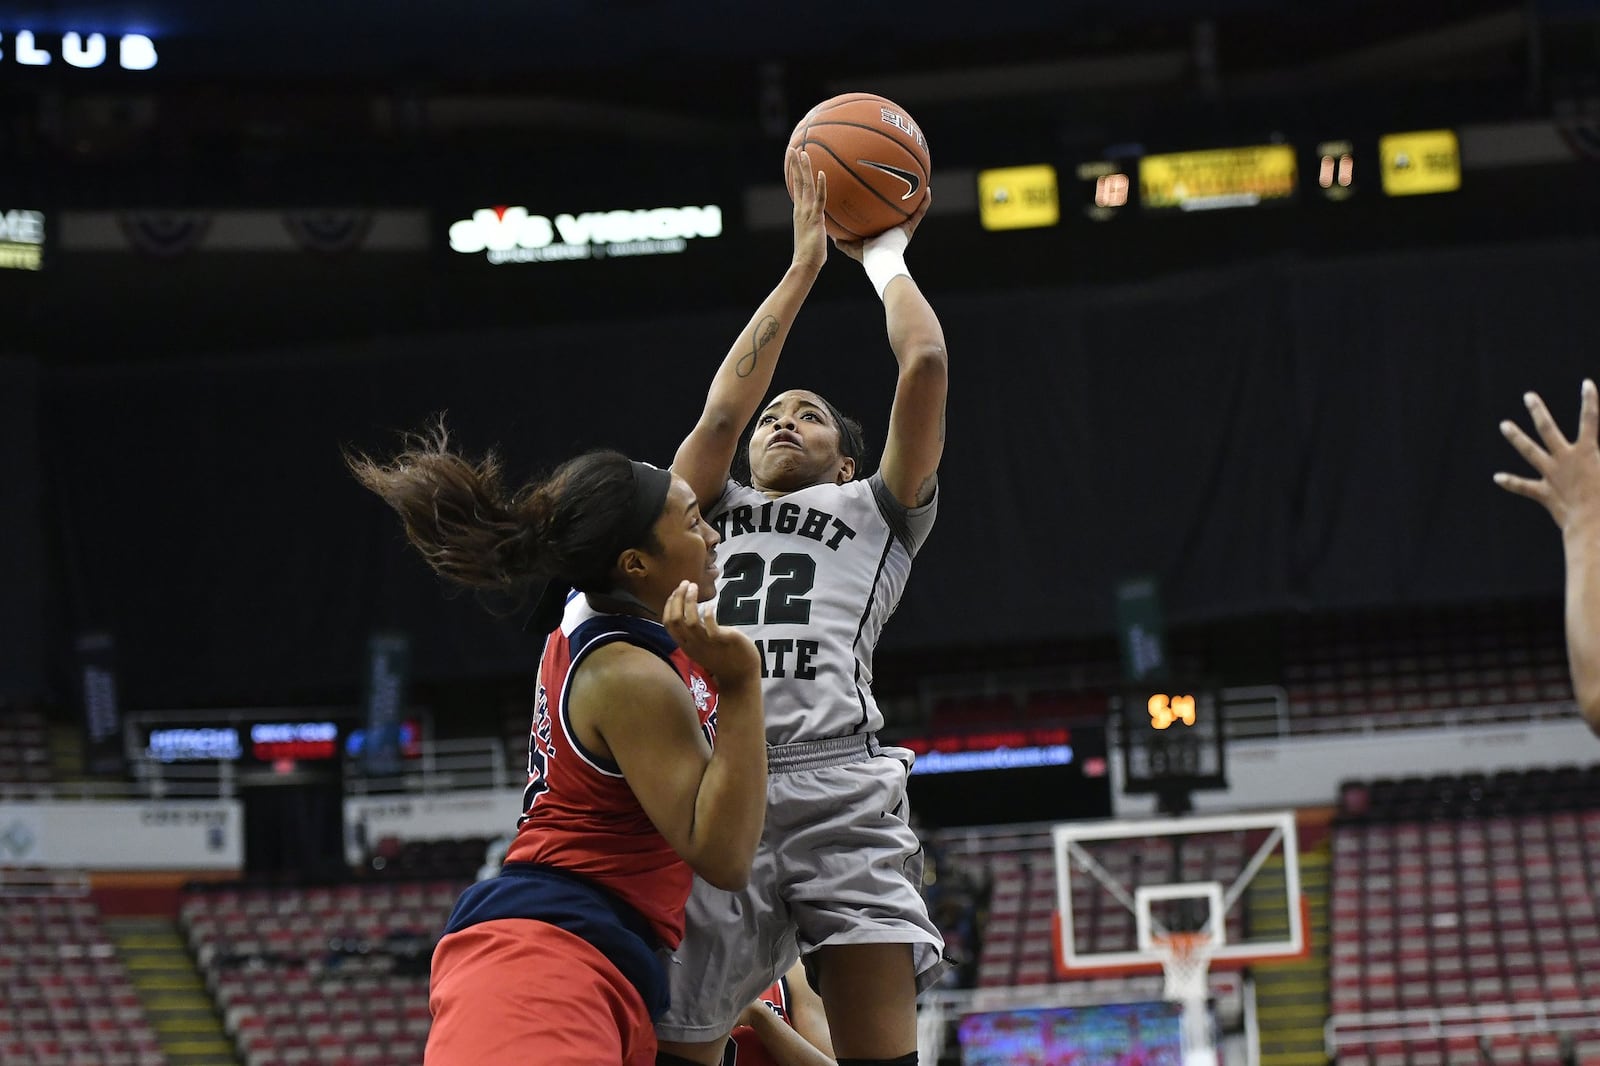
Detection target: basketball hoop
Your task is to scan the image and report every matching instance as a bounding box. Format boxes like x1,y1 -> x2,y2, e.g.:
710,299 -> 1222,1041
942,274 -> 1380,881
1153,930 -> 1216,1004
1153,932 -> 1219,1066
1053,813 -> 1308,1066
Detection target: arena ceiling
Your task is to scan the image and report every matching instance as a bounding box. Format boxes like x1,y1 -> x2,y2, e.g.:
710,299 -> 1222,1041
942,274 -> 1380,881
4,0 -> 1566,170
2,0 -> 1541,88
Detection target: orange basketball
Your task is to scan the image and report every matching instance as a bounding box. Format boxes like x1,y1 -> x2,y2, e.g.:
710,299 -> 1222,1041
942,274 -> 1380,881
786,92 -> 931,241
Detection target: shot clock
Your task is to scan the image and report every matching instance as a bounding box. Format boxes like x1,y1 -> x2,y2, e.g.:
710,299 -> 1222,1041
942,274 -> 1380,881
1117,683 -> 1228,813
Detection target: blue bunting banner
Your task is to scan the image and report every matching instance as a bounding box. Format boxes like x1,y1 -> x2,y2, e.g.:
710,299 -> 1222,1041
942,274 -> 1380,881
1558,117 -> 1600,162
282,210 -> 374,255
117,211 -> 212,257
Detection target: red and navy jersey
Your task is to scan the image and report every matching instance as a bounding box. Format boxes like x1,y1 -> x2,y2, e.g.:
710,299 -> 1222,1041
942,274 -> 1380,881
505,594 -> 719,948
725,976 -> 792,1066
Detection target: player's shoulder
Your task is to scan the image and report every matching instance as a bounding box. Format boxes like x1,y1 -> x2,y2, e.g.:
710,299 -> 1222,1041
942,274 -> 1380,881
570,612 -> 675,658
570,636 -> 681,702
820,473 -> 884,510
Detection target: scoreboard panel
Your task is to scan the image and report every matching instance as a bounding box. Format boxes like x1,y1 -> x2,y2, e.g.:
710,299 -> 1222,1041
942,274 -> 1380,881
1116,684 -> 1229,809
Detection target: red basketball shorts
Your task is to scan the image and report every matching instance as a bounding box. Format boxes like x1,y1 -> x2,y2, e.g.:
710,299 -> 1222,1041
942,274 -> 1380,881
426,918 -> 657,1066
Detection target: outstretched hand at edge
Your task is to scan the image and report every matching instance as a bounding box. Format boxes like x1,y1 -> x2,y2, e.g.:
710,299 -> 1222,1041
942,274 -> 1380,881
1495,379 -> 1600,533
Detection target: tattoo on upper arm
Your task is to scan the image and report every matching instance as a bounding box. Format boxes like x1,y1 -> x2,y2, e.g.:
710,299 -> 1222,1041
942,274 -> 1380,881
938,406 -> 947,443
735,315 -> 781,378
916,472 -> 937,506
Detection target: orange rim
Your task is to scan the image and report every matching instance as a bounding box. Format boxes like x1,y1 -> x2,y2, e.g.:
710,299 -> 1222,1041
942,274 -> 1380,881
1151,931 -> 1214,960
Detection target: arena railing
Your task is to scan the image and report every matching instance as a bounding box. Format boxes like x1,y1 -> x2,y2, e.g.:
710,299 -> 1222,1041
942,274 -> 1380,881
0,865 -> 92,897
21,693 -> 1578,807
908,671 -> 1577,742
1,722 -> 516,801
1223,696 -> 1579,739
127,736 -> 515,797
342,737 -> 517,796
1326,999 -> 1600,1050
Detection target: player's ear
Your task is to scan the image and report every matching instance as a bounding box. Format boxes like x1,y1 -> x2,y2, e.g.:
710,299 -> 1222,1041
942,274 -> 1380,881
616,547 -> 649,579
835,456 -> 856,484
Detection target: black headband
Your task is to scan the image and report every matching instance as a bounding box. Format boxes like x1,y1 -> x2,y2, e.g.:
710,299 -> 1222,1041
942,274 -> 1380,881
613,460 -> 674,561
525,459 -> 673,636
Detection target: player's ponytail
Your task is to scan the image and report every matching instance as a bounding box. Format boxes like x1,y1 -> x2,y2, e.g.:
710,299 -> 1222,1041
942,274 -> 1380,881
347,418 -> 662,598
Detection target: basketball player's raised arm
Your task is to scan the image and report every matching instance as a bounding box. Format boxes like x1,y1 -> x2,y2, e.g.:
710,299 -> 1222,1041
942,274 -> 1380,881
673,148 -> 829,509
1495,379 -> 1600,735
840,196 -> 948,509
579,583 -> 768,889
1566,530 -> 1600,735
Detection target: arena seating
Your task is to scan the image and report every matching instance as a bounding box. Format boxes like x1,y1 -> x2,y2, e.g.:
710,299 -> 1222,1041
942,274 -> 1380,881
0,885 -> 166,1066
1328,766 -> 1600,1062
357,835 -> 493,882
0,705 -> 55,789
927,690 -> 1110,735
181,879 -> 463,1066
1280,603 -> 1571,728
1338,765 -> 1600,823
916,603 -> 1573,742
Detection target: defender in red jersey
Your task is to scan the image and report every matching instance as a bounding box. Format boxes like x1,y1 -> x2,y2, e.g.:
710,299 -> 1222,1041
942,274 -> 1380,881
502,594 -> 725,947
349,428 -> 769,1066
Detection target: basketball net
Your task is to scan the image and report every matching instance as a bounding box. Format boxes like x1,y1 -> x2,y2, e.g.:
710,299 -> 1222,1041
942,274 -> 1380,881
1153,932 -> 1218,1066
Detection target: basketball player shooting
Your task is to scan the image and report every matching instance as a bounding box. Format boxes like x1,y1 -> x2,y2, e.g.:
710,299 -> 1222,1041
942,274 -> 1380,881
1495,379 -> 1600,734
659,122 -> 949,1066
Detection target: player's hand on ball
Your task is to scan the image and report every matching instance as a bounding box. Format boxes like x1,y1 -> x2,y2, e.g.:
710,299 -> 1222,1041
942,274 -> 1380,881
787,147 -> 828,274
1495,379 -> 1600,533
662,580 -> 761,684
833,189 -> 931,264
901,188 -> 932,240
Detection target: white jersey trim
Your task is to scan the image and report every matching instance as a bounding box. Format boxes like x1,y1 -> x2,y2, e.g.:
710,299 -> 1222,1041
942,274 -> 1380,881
555,594 -> 674,781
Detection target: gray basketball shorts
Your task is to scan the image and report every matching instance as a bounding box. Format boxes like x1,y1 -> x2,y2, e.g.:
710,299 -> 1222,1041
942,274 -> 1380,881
654,733 -> 948,1042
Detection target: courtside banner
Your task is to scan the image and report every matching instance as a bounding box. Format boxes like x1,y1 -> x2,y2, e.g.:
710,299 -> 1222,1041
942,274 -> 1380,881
0,800 -> 241,870
344,788 -> 521,865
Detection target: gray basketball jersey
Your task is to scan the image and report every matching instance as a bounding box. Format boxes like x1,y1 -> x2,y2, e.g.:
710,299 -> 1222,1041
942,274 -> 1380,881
705,472 -> 936,744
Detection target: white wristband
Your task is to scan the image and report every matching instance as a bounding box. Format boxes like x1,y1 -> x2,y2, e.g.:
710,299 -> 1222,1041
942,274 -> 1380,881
861,228 -> 911,301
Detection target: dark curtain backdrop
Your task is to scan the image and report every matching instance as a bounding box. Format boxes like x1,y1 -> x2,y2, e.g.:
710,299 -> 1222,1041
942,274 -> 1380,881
12,239 -> 1597,705
0,358 -> 46,697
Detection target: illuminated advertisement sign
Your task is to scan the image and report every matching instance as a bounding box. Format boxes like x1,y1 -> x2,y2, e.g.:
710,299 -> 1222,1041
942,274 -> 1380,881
1378,129 -> 1460,197
145,727 -> 243,763
901,722 -> 1112,826
249,721 -> 339,762
977,165 -> 1060,231
1139,144 -> 1297,212
141,718 -> 348,763
901,726 -> 1104,777
0,209 -> 44,271
448,203 -> 723,265
0,30 -> 158,70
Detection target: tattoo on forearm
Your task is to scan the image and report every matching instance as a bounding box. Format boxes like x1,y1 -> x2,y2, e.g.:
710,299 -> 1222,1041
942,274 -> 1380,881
736,315 -> 781,378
